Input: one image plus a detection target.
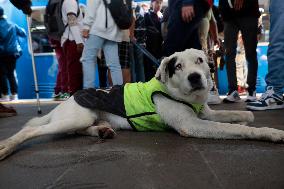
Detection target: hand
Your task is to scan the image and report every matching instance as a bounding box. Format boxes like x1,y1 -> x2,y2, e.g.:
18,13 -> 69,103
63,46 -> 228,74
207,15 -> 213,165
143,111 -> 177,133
82,29 -> 90,38
181,5 -> 195,23
76,43 -> 84,53
234,0 -> 244,10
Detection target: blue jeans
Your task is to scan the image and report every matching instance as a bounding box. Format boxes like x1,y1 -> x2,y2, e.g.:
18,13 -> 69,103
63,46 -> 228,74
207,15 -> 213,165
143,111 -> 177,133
81,35 -> 123,88
265,0 -> 284,95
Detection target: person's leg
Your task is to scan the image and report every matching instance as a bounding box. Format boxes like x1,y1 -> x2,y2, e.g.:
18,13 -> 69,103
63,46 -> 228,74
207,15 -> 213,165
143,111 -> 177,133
246,0 -> 284,110
239,17 -> 258,95
103,40 -> 123,85
0,57 -> 9,97
198,11 -> 210,51
80,35 -> 104,89
5,56 -> 18,95
223,21 -> 239,93
265,0 -> 284,95
63,40 -> 83,95
54,44 -> 68,94
118,41 -> 131,84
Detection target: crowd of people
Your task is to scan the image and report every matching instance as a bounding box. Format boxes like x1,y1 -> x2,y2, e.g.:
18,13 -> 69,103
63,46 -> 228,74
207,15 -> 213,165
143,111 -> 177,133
1,0 -> 284,118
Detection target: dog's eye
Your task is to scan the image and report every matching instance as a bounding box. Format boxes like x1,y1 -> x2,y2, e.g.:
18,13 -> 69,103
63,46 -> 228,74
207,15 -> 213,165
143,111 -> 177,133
175,63 -> 182,70
196,57 -> 204,64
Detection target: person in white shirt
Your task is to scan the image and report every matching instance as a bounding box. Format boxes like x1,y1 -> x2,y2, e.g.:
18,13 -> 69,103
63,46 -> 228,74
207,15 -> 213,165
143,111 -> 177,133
81,0 -> 123,88
61,0 -> 84,96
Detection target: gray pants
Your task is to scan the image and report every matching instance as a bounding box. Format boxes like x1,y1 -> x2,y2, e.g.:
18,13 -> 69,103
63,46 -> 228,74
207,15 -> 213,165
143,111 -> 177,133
224,17 -> 258,94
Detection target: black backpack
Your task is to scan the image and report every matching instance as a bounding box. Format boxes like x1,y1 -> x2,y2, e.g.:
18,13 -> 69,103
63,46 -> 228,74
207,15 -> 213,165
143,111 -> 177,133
44,0 -> 80,41
102,0 -> 133,30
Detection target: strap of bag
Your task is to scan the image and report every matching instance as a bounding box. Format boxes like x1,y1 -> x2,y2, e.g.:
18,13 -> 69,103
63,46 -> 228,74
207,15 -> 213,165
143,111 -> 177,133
102,0 -> 108,28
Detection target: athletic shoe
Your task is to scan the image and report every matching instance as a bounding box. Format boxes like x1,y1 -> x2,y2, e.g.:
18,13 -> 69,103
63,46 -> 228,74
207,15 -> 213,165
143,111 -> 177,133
10,94 -> 18,101
223,90 -> 241,103
53,92 -> 62,101
0,94 -> 10,102
245,91 -> 257,102
246,87 -> 284,111
207,90 -> 222,105
60,93 -> 70,101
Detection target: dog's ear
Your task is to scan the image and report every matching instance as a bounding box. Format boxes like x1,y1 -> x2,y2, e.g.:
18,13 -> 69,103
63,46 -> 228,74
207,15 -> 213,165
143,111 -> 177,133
155,56 -> 177,83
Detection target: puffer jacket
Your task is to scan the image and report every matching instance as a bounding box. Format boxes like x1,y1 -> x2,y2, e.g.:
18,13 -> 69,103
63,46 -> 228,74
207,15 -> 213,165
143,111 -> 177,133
0,18 -> 26,57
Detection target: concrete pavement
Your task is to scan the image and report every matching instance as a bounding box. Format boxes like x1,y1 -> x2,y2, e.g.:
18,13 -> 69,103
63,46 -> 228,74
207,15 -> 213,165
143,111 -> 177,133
0,101 -> 284,189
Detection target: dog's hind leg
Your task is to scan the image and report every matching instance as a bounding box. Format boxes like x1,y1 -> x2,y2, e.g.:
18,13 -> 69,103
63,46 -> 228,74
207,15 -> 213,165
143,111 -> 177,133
77,121 -> 116,139
0,117 -> 95,160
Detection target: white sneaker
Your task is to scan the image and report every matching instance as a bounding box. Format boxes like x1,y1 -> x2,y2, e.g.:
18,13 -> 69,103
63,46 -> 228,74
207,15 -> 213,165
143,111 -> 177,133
245,91 -> 256,102
10,94 -> 18,101
207,90 -> 222,105
246,86 -> 284,111
0,94 -> 10,102
223,90 -> 241,103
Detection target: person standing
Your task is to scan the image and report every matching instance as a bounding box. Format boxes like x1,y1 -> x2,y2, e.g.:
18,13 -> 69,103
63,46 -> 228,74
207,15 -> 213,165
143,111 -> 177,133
81,0 -> 123,89
0,6 -> 26,101
246,0 -> 284,111
61,0 -> 84,97
219,0 -> 260,103
144,0 -> 163,81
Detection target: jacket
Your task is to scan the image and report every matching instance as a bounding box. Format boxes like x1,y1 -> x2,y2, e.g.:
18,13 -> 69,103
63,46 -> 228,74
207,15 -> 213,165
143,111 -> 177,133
83,0 -> 123,42
0,18 -> 26,57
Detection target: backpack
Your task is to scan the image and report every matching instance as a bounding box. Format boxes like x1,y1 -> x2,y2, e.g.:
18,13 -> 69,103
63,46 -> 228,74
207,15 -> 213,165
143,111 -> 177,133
102,0 -> 133,30
44,0 -> 80,41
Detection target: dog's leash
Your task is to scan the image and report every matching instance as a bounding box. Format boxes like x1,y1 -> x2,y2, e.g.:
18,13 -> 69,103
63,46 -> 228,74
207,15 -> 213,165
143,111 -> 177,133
131,40 -> 160,67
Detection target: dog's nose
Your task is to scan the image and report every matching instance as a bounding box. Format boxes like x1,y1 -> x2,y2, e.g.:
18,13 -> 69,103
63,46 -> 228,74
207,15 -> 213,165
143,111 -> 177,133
188,73 -> 203,90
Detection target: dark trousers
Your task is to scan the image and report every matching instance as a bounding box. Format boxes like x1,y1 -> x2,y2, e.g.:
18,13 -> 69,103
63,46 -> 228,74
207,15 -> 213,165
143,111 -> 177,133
224,17 -> 259,93
62,40 -> 83,95
0,55 -> 18,95
163,9 -> 202,56
53,41 -> 68,94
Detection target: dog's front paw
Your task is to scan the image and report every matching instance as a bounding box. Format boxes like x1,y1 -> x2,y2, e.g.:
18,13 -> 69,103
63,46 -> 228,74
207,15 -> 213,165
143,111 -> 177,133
0,140 -> 16,161
230,111 -> 254,125
244,111 -> 254,123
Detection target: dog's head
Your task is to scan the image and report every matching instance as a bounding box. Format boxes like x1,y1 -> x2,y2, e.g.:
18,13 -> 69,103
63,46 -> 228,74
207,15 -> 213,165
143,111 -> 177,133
155,49 -> 213,104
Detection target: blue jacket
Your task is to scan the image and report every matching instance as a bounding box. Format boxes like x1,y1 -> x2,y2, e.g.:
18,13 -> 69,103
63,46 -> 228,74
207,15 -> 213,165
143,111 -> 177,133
0,18 -> 26,57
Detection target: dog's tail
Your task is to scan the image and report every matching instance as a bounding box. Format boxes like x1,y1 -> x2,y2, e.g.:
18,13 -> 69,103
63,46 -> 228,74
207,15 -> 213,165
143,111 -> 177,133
24,109 -> 54,127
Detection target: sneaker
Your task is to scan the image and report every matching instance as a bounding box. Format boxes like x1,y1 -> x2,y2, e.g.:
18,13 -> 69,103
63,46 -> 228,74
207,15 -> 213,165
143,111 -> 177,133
10,94 -> 18,101
60,93 -> 70,101
245,91 -> 257,102
0,105 -> 17,118
223,90 -> 241,103
246,87 -> 284,111
53,92 -> 62,101
207,90 -> 222,105
0,94 -> 10,102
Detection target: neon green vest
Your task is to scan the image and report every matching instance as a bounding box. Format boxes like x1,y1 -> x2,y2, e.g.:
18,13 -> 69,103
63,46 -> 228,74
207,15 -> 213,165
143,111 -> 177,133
124,78 -> 204,131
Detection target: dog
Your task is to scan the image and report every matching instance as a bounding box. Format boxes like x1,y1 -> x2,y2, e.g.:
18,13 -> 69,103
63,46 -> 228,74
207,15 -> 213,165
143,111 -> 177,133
1,49 -> 284,160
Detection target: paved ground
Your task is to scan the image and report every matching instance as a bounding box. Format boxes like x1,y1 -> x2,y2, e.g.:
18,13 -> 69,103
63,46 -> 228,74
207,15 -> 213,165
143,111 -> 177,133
0,101 -> 284,189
